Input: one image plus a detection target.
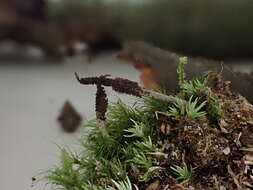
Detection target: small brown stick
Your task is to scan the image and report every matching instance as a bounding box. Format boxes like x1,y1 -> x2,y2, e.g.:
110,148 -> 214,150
240,147 -> 253,152
227,164 -> 243,190
75,73 -> 181,104
141,89 -> 181,103
75,73 -> 183,136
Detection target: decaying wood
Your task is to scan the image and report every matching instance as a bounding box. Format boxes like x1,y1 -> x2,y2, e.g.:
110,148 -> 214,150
118,41 -> 253,103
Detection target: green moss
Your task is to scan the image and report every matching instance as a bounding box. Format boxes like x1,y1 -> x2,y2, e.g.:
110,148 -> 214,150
44,57 -> 228,189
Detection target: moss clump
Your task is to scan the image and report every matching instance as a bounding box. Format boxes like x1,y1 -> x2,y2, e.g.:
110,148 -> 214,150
43,57 -> 253,190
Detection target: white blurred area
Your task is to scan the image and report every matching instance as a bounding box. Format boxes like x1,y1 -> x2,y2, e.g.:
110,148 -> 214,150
0,44 -> 139,190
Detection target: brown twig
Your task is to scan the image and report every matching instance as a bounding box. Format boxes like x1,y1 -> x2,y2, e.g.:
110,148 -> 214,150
75,73 -> 180,103
227,164 -> 243,190
141,89 -> 180,103
75,73 -> 182,136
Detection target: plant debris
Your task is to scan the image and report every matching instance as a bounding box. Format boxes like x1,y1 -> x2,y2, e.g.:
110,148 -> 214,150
57,100 -> 82,133
75,72 -> 181,137
45,58 -> 253,190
